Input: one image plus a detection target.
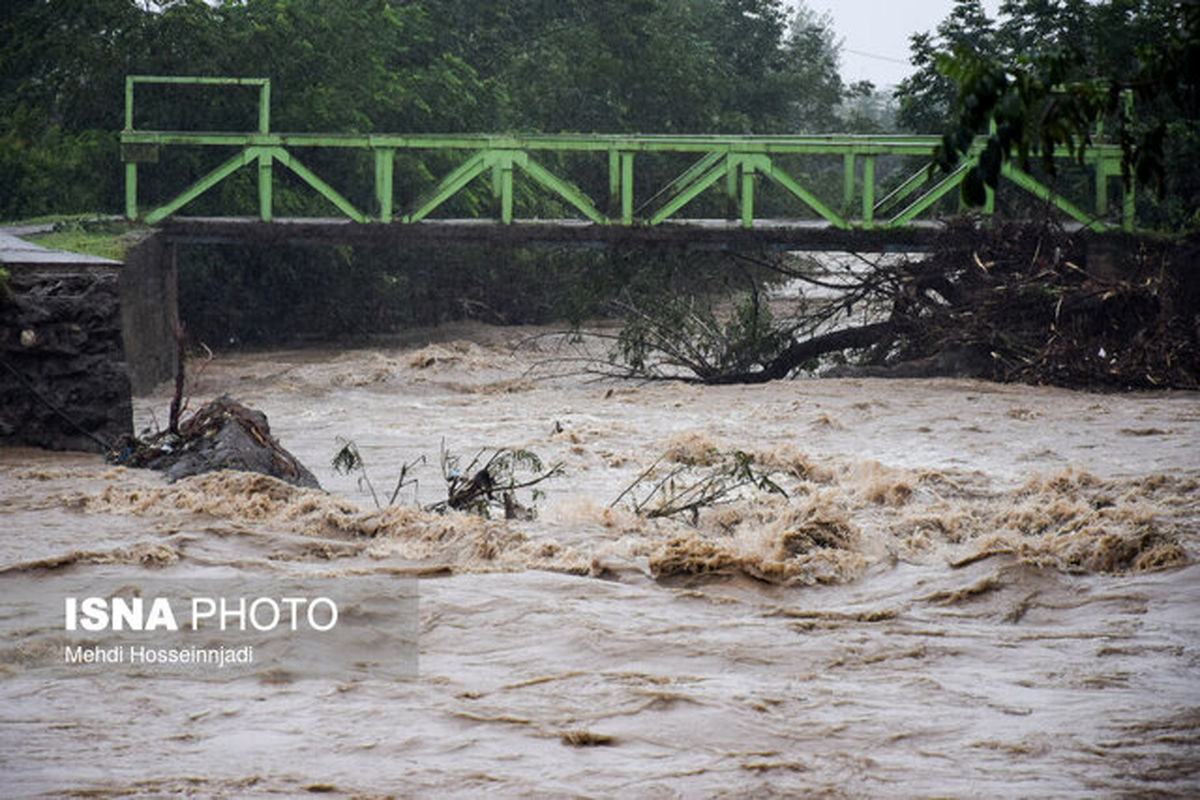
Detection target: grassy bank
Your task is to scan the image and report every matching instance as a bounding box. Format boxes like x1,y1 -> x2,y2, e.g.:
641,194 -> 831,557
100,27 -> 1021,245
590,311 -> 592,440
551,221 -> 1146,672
15,216 -> 150,262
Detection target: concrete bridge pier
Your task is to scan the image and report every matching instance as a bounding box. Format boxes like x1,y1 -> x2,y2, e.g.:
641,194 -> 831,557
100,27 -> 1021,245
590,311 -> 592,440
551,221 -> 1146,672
119,234 -> 179,395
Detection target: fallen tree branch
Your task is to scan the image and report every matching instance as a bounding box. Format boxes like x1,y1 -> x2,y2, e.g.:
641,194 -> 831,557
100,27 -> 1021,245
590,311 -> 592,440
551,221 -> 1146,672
703,321 -> 898,384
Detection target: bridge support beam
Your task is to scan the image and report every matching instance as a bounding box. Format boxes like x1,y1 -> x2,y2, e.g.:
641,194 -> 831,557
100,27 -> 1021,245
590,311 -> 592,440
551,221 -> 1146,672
493,157 -> 514,224
258,150 -> 273,222
726,159 -> 740,221
119,234 -> 178,394
619,152 -> 634,225
843,153 -> 855,215
861,157 -> 875,230
608,151 -> 620,218
125,162 -> 138,220
1000,162 -> 1107,232
741,161 -> 756,229
375,149 -> 394,223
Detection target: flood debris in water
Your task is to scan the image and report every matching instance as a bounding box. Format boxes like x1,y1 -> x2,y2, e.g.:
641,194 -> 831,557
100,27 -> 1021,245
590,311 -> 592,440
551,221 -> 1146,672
577,224 -> 1200,389
2,325 -> 1197,798
559,729 -> 617,747
612,447 -> 786,523
110,394 -> 319,489
430,442 -> 562,520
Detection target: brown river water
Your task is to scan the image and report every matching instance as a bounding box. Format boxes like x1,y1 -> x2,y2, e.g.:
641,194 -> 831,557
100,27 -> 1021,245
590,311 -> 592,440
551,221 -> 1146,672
2,321 -> 1198,798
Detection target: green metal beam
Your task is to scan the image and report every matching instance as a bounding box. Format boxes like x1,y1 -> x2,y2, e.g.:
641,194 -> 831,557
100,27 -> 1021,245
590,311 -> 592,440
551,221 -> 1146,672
126,75 -> 270,133
861,156 -> 875,230
1000,163 -> 1109,232
122,130 -> 956,154
144,148 -> 261,224
842,153 -> 855,213
640,150 -> 725,217
258,149 -> 273,222
748,155 -> 848,229
741,158 -> 756,228
874,165 -> 931,216
375,149 -> 394,223
886,162 -> 971,228
405,152 -> 489,223
608,149 -> 620,214
517,154 -> 607,225
648,157 -> 730,225
486,150 -> 516,224
620,152 -> 634,225
121,75 -> 1136,231
270,148 -> 367,223
125,162 -> 138,220
726,157 -> 740,220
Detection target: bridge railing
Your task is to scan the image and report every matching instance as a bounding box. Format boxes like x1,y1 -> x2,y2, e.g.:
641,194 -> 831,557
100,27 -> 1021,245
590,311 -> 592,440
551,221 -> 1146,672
121,76 -> 1133,232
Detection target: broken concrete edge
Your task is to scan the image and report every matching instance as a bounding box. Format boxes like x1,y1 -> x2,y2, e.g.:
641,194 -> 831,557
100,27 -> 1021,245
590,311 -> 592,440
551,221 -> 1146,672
1,222 -> 171,397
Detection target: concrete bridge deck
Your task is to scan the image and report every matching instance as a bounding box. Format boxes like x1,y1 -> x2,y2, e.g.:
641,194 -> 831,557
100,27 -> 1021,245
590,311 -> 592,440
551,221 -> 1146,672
159,216 -> 950,252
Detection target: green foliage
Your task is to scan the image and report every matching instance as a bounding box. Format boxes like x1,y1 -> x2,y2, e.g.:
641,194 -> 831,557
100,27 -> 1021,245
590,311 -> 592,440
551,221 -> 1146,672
613,449 -> 786,523
615,285 -> 791,381
780,4 -> 853,132
332,437 -> 423,508
839,84 -> 898,134
436,443 -> 561,519
331,438 -> 366,476
898,0 -> 1199,227
27,219 -> 149,262
0,0 -> 880,343
0,106 -> 116,220
0,0 -> 863,221
895,0 -> 998,134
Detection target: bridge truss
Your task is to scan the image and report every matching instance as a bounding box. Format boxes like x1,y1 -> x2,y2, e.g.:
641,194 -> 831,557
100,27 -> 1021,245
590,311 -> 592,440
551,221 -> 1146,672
121,76 -> 1134,233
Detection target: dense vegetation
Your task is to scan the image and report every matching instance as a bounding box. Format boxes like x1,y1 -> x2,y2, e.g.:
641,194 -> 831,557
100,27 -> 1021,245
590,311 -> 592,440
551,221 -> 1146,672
0,0 -> 869,220
5,0 -> 1193,224
897,0 -> 1199,230
2,0 -> 1195,354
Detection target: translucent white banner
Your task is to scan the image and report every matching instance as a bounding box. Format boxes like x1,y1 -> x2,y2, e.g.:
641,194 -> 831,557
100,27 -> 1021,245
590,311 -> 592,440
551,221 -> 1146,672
1,573 -> 418,681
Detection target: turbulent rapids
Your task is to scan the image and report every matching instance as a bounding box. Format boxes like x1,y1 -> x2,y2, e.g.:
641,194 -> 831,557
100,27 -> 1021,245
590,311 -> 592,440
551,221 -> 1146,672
2,322 -> 1198,798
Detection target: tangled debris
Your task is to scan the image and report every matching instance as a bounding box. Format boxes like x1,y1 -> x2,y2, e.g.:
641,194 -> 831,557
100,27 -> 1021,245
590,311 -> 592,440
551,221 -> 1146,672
612,449 -> 786,524
110,394 -> 320,489
430,443 -> 561,519
904,222 -> 1200,389
589,222 -> 1198,389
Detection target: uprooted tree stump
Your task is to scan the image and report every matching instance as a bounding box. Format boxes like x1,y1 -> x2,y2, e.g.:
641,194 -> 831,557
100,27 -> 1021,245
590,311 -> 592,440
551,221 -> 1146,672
111,394 -> 320,489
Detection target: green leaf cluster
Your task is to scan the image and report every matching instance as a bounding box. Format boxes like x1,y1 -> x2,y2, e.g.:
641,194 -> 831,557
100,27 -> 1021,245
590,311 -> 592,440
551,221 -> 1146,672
896,0 -> 1199,228
615,285 -> 791,381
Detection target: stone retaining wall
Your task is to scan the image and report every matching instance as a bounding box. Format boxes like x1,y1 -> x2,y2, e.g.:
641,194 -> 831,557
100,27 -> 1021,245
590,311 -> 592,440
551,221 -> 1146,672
0,264 -> 133,452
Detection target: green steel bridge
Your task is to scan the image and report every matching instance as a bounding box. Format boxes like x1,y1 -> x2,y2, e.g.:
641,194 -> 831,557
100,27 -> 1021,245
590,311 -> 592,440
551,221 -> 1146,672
121,76 -> 1135,248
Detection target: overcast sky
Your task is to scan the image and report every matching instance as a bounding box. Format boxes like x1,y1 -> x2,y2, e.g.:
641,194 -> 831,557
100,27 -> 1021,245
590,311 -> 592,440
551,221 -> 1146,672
806,0 -> 1003,88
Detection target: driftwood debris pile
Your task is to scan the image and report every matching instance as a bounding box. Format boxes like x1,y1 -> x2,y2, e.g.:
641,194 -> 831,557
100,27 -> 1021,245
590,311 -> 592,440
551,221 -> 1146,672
903,223 -> 1199,389
605,222 -> 1198,389
111,394 -> 320,489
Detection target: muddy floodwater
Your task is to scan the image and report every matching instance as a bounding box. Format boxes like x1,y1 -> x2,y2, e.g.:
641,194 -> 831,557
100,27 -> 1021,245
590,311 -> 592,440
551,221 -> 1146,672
2,321 -> 1198,798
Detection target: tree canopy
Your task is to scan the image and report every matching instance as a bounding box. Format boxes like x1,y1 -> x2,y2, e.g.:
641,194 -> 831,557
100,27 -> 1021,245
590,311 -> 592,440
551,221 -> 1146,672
895,0 -> 1199,228
0,0 -> 862,219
